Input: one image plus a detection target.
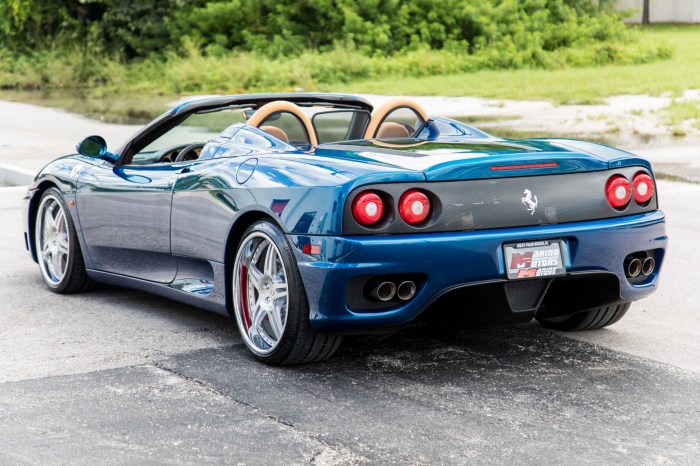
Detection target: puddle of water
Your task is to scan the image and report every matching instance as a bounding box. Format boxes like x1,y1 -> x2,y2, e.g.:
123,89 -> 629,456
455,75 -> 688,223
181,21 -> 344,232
1,91 -> 698,150
450,116 -> 700,149
0,89 -> 171,125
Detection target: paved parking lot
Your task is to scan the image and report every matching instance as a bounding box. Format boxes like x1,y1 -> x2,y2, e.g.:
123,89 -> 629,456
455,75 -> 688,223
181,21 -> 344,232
0,99 -> 699,464
1,179 -> 699,464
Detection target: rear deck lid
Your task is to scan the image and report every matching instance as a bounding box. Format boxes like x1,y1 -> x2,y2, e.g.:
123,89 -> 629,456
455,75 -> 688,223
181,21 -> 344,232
317,138 -> 611,181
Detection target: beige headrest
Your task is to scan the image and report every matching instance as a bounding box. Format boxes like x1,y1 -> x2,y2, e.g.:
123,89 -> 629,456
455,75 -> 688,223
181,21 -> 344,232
260,125 -> 289,143
376,122 -> 410,139
364,97 -> 430,139
247,100 -> 318,146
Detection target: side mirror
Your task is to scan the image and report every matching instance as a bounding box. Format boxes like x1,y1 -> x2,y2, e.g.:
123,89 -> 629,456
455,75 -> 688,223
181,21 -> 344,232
76,135 -> 108,158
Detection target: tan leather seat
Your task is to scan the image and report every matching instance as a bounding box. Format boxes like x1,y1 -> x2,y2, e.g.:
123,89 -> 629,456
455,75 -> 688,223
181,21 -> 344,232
247,101 -> 318,146
260,125 -> 289,143
364,97 -> 430,139
376,122 -> 410,139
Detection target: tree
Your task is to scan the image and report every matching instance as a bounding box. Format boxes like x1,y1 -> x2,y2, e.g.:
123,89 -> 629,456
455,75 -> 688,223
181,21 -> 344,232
642,0 -> 650,24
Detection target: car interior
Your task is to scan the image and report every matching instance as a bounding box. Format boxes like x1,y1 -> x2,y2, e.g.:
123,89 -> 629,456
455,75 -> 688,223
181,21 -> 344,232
127,97 -> 430,166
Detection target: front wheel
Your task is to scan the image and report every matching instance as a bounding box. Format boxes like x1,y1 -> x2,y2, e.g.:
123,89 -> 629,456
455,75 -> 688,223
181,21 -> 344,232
232,220 -> 342,365
34,187 -> 93,293
536,302 -> 631,331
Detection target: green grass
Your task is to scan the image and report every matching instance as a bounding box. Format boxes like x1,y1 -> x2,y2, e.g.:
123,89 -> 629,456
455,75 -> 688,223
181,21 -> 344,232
338,26 -> 700,104
662,99 -> 700,128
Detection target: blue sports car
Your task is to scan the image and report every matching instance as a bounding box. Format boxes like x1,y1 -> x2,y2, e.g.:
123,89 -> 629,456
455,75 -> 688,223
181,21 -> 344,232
23,93 -> 666,364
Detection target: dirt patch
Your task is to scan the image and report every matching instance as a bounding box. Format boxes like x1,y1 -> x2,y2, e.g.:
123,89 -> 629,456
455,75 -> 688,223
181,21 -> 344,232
360,91 -> 700,139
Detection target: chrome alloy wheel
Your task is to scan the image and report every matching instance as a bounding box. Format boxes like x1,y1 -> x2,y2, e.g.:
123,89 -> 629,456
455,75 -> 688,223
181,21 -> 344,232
35,194 -> 70,286
233,232 -> 290,355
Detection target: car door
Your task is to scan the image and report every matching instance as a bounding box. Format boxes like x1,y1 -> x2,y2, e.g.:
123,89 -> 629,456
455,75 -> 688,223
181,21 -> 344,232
76,161 -> 187,283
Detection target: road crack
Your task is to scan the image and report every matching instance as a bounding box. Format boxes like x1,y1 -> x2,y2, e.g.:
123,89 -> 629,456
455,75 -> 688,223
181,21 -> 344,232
151,362 -> 365,464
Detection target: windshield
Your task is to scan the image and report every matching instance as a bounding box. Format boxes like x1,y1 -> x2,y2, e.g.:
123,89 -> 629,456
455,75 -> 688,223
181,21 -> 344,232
127,105 -> 371,165
140,109 -> 248,154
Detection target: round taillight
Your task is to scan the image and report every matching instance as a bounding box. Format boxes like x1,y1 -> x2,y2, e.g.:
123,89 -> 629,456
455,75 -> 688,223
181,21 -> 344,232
399,189 -> 431,225
352,191 -> 384,226
605,175 -> 631,209
632,172 -> 654,204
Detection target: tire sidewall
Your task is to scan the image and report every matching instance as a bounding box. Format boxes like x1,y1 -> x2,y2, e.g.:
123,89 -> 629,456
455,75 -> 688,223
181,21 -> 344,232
233,220 -> 307,363
35,188 -> 79,293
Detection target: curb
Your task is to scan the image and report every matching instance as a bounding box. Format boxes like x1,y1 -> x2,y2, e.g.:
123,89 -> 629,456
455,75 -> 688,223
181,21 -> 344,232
0,163 -> 35,187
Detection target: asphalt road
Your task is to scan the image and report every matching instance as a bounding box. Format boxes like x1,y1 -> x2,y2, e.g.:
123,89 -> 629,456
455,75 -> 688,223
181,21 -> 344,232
1,99 -> 699,464
1,179 -> 699,464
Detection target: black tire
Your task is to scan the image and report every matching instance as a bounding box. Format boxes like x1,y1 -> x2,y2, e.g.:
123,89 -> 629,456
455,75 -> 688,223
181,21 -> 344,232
34,187 -> 93,294
231,219 -> 342,365
536,302 -> 631,331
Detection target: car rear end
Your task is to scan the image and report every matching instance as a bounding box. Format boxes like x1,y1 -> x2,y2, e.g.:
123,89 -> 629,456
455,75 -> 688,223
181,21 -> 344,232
290,143 -> 667,333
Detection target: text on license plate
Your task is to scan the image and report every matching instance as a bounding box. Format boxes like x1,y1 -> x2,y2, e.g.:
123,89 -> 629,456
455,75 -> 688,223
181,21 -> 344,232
503,240 -> 565,280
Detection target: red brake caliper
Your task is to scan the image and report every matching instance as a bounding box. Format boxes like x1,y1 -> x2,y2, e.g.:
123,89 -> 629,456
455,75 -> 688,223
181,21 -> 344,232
240,265 -> 251,330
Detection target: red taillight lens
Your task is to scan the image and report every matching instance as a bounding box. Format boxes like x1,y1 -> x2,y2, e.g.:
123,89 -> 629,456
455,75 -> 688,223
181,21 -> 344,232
352,191 -> 384,226
632,172 -> 654,204
605,175 -> 632,209
399,189 -> 431,224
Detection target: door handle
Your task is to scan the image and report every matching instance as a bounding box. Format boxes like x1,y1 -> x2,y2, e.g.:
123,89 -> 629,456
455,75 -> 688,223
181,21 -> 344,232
178,167 -> 192,174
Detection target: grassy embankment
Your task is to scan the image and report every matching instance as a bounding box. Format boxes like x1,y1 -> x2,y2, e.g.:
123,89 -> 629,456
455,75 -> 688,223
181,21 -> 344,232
0,26 -> 697,129
344,25 -> 700,133
343,25 -> 700,105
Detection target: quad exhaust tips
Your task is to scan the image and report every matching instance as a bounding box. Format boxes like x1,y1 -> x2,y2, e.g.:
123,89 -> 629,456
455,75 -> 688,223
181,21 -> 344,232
371,281 -> 396,302
625,254 -> 656,279
397,281 -> 417,301
641,257 -> 655,276
369,279 -> 417,302
627,258 -> 642,278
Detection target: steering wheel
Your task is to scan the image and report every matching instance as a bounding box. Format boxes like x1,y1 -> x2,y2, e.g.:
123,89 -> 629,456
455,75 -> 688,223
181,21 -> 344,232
246,101 -> 318,146
174,143 -> 205,162
364,97 -> 430,139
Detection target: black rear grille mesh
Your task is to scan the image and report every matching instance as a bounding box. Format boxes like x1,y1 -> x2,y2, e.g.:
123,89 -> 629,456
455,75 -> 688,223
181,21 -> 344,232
504,279 -> 549,312
346,277 -> 400,311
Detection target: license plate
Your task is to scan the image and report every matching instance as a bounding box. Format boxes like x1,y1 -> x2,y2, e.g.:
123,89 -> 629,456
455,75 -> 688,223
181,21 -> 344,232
503,240 -> 565,280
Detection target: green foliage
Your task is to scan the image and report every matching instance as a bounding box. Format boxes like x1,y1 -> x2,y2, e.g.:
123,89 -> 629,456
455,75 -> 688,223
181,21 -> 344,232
0,0 -> 673,93
101,0 -> 185,57
170,0 -> 637,60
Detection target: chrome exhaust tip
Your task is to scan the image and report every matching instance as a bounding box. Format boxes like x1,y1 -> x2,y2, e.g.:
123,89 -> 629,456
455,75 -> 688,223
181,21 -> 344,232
642,257 -> 655,276
627,258 -> 642,278
396,281 -> 417,301
371,281 -> 396,302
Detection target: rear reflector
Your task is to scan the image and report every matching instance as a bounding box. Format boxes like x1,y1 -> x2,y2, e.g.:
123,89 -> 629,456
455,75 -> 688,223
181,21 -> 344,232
352,191 -> 385,226
605,175 -> 632,209
490,162 -> 559,171
632,172 -> 654,204
302,244 -> 321,255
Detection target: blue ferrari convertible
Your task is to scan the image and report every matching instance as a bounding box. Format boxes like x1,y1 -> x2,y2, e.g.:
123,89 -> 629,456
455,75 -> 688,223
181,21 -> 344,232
23,93 -> 667,364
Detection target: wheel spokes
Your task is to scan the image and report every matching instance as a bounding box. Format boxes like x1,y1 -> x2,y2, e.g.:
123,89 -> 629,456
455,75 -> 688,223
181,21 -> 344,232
56,234 -> 69,255
267,305 -> 284,340
248,302 -> 265,340
263,244 -> 277,276
247,264 -> 263,290
42,218 -> 52,243
272,280 -> 288,301
54,208 -> 66,234
51,250 -> 65,281
37,197 -> 71,285
235,232 -> 290,354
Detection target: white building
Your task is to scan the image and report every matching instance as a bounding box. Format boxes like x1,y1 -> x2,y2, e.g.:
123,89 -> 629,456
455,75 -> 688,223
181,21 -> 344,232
617,0 -> 700,23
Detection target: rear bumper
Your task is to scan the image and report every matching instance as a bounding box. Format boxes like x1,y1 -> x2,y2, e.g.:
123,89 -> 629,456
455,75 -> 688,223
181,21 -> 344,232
290,211 -> 667,332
